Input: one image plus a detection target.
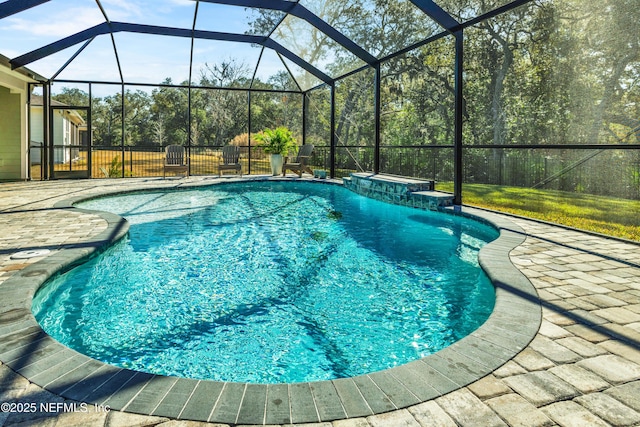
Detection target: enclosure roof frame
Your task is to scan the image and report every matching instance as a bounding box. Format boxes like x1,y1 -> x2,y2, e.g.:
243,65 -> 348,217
199,0 -> 378,65
0,0 -> 49,19
4,0 -> 535,90
9,21 -> 334,85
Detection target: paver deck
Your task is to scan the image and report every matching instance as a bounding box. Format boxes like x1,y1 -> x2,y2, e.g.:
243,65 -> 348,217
1,177 -> 640,427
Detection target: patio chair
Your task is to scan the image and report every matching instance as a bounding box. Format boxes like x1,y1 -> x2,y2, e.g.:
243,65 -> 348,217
282,144 -> 314,177
163,144 -> 189,178
218,145 -> 242,177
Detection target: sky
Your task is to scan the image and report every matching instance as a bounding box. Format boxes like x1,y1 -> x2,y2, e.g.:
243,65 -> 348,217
0,0 -> 301,92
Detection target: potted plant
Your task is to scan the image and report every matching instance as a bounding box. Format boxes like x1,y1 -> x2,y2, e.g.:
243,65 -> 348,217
254,126 -> 297,175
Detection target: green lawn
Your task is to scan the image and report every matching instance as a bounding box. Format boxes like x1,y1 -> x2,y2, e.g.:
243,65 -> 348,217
438,183 -> 640,242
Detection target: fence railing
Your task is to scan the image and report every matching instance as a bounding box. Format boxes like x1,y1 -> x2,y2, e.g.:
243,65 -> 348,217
34,144 -> 640,200
49,144 -> 463,185
90,145 -> 334,178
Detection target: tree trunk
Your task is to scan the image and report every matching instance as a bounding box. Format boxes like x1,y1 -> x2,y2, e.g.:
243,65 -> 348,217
485,24 -> 514,184
588,50 -> 639,144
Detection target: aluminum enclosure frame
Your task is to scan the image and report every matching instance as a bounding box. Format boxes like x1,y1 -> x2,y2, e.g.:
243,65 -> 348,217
3,0 -> 541,204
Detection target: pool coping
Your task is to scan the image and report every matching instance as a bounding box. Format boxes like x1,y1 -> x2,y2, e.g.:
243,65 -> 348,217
0,178 -> 541,425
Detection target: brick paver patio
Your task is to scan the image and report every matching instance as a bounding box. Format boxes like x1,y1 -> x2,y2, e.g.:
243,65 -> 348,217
1,177 -> 639,427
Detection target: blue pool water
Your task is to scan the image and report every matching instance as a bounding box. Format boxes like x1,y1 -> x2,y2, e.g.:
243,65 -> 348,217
33,181 -> 498,384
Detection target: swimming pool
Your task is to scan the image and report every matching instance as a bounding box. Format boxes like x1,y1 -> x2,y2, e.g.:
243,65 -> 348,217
33,181 -> 498,384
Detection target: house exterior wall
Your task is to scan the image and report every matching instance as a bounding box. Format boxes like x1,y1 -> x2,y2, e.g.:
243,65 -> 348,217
0,65 -> 32,180
30,107 -> 85,164
0,85 -> 23,180
53,110 -> 66,164
52,110 -> 71,164
30,105 -> 45,164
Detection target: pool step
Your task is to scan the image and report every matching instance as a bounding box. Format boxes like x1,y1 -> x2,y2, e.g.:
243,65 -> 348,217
343,173 -> 454,210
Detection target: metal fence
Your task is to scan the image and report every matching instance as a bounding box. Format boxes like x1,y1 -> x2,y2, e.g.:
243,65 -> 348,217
89,145 -> 333,178
32,143 -> 640,200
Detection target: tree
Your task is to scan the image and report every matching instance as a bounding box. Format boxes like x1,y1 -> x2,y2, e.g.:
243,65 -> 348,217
91,94 -> 122,147
122,90 -> 153,146
51,87 -> 89,106
194,60 -> 251,145
151,79 -> 189,145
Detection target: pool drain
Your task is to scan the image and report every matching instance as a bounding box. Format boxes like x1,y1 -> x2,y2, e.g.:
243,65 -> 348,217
10,249 -> 51,259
